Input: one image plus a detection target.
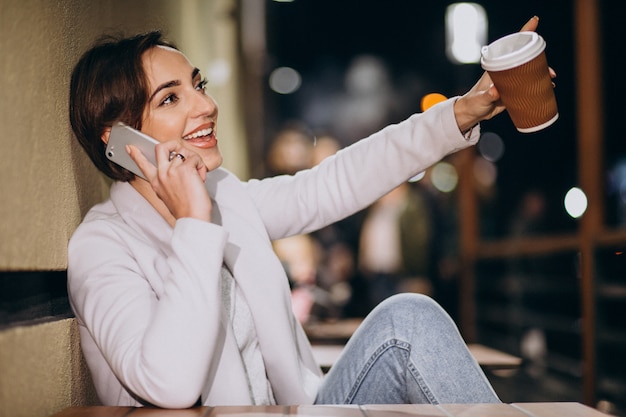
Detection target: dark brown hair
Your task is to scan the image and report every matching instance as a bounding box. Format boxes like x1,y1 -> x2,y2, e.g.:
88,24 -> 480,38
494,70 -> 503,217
69,31 -> 177,181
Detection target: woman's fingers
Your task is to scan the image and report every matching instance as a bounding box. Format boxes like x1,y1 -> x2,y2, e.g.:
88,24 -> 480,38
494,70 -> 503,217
152,142 -> 206,179
517,17 -> 557,87
454,16 -> 553,129
520,16 -> 539,32
127,141 -> 202,181
166,151 -> 208,182
149,142 -> 211,221
127,144 -> 157,180
193,153 -> 208,182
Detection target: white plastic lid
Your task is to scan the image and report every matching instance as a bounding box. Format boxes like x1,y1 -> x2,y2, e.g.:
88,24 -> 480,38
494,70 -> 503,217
480,32 -> 546,71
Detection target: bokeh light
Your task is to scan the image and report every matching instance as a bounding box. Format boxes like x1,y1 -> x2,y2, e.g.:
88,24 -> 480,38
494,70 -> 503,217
421,93 -> 448,112
431,162 -> 458,193
477,132 -> 505,162
445,3 -> 487,64
269,66 -> 302,94
564,187 -> 588,218
473,157 -> 497,189
207,59 -> 231,87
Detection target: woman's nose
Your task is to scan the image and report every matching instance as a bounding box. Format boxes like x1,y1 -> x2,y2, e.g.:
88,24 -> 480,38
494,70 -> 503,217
191,92 -> 217,118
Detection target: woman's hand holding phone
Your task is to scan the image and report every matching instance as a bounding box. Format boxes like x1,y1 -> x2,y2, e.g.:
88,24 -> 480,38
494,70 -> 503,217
128,141 -> 212,223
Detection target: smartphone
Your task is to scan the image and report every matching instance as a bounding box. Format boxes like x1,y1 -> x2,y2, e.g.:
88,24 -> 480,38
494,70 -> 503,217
105,122 -> 159,180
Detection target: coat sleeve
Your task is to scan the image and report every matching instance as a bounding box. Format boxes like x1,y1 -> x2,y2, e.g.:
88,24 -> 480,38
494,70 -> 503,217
245,98 -> 480,240
68,216 -> 228,408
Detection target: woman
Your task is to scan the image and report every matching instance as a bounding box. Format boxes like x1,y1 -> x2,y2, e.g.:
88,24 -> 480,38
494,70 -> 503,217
68,17 -> 546,409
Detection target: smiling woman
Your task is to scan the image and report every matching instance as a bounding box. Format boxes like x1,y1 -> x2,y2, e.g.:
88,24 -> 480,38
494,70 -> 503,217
66,19 -> 540,408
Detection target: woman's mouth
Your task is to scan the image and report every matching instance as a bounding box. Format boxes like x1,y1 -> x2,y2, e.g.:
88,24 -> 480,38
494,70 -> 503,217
182,126 -> 217,148
183,127 -> 213,141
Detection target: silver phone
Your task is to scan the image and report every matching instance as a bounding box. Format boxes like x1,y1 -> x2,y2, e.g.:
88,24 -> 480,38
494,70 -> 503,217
105,122 -> 159,180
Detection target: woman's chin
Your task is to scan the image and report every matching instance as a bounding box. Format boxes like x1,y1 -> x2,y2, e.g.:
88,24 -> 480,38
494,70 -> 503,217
201,154 -> 223,172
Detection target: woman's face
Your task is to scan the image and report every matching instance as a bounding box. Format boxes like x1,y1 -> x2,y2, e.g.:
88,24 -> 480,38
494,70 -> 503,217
140,45 -> 222,171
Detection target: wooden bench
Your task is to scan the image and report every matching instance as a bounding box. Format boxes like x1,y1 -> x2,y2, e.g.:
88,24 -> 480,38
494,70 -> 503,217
50,402 -> 611,417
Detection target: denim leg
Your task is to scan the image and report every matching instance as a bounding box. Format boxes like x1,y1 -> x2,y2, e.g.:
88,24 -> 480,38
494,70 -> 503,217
314,293 -> 500,404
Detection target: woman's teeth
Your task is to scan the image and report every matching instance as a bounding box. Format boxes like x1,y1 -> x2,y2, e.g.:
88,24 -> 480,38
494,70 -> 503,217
183,128 -> 213,140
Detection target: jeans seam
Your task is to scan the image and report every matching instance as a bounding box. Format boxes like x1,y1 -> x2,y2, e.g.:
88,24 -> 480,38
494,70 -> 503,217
406,356 -> 438,404
345,338 -> 412,404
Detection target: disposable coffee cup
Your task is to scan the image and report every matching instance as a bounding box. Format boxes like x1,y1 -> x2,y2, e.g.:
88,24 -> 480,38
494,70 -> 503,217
481,31 -> 558,133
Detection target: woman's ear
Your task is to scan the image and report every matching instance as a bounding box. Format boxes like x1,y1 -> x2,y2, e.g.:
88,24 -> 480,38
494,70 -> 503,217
101,127 -> 112,145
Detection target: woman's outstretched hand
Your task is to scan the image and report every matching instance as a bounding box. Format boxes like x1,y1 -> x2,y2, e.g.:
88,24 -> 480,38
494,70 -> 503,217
453,16 -> 556,133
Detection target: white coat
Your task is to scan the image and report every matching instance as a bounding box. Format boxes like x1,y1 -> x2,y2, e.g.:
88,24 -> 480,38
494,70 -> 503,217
68,98 -> 479,408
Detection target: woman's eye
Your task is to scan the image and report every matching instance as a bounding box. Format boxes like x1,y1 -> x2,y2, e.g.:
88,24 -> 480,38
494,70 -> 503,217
196,79 -> 208,93
160,94 -> 178,106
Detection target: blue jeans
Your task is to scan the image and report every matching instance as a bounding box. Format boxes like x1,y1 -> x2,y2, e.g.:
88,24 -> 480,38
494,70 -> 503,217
314,293 -> 500,404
